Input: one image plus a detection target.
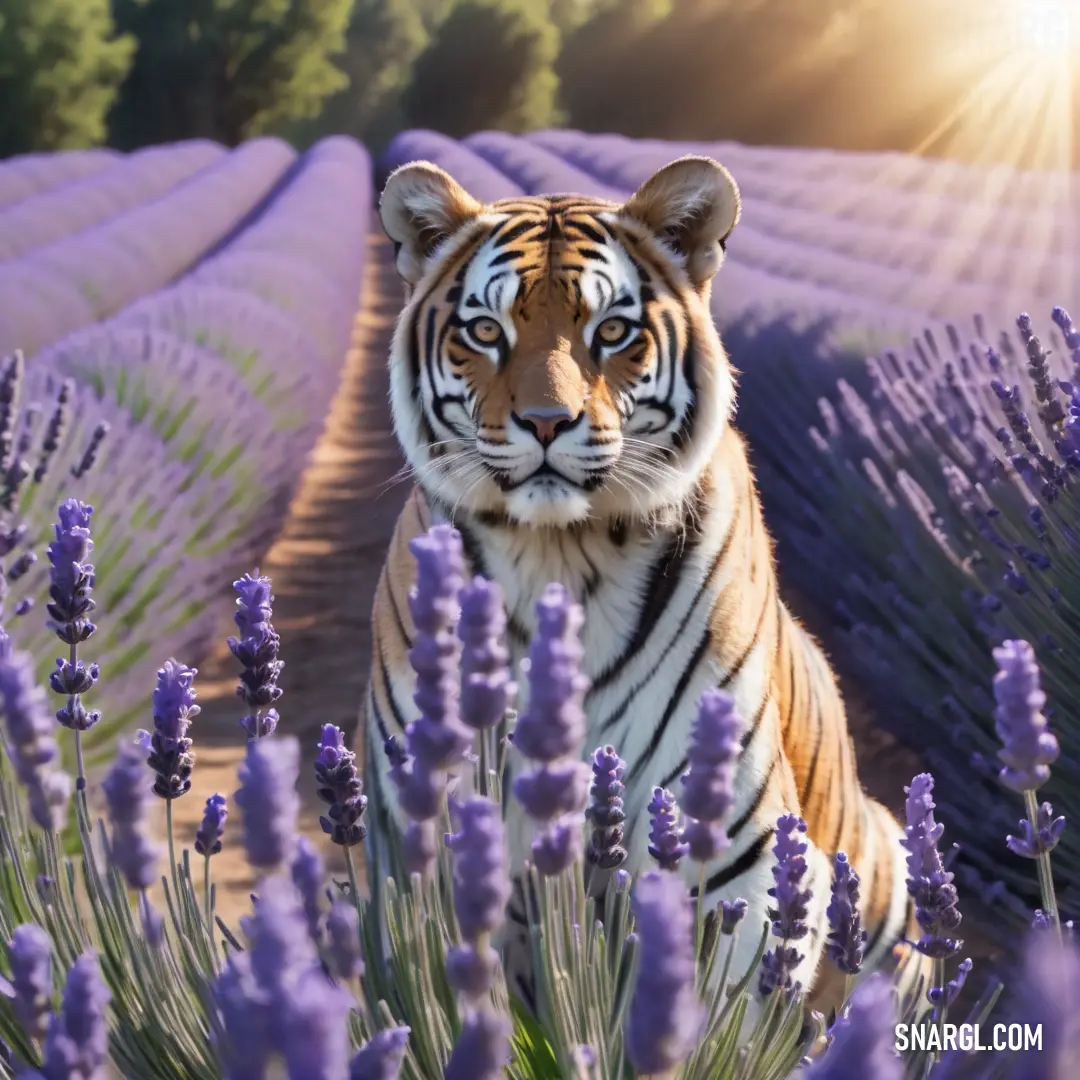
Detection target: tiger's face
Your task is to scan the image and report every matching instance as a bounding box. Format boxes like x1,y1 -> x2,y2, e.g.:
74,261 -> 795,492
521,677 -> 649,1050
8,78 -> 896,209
380,156 -> 741,529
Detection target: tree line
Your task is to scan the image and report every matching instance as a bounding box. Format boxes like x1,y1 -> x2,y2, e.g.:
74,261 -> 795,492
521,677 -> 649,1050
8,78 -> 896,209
0,0 -> 1076,168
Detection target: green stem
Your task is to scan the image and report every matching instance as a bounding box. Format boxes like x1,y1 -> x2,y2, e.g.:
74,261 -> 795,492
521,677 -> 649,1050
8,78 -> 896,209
1024,789 -> 1062,940
345,844 -> 362,918
165,796 -> 180,907
203,852 -> 212,931
933,957 -> 946,1068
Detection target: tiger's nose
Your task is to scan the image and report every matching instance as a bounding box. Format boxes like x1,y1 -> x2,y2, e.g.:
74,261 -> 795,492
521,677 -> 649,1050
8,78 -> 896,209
512,406 -> 580,446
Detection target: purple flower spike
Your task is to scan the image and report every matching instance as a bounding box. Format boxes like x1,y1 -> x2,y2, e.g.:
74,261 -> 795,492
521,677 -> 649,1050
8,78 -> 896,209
1007,933 -> 1080,1077
458,576 -> 516,732
280,968 -> 353,1080
1052,306 -> 1080,372
0,631 -> 70,831
585,745 -> 627,870
195,793 -> 228,857
235,735 -> 300,871
446,797 -> 511,1000
146,659 -> 198,800
530,814 -> 584,877
1007,801 -> 1066,859
326,901 -> 364,982
447,798 -> 511,943
45,499 -> 97,646
40,953 -> 111,1080
227,571 -> 283,740
402,819 -> 438,878
803,973 -> 901,1080
647,787 -> 687,872
315,724 -> 367,847
625,870 -> 702,1076
825,852 -> 866,977
101,739 -> 159,892
405,527 -> 473,773
760,814 -> 811,994
681,688 -> 743,862
720,898 -> 748,935
512,758 -> 591,821
3,924 -> 52,1042
901,774 -> 963,959
214,951 -> 269,1080
290,836 -> 325,942
443,1008 -> 512,1080
993,640 -> 1059,792
511,584 -> 588,764
928,957 -> 972,1007
349,1026 -> 411,1080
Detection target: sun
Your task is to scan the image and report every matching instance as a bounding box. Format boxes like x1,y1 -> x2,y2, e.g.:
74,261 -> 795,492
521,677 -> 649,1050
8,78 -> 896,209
1013,0 -> 1077,54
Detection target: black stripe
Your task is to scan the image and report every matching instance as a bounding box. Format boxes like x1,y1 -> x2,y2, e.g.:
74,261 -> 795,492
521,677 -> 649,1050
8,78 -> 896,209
626,627 -> 713,786
572,221 -> 607,244
724,751 -> 778,840
489,248 -> 524,267
491,218 -> 540,246
864,845 -> 891,956
377,651 -> 410,737
691,828 -> 773,898
598,498 -> 741,734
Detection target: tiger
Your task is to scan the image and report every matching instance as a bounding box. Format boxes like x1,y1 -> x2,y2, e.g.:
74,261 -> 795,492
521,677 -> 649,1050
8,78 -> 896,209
361,152 -> 930,1017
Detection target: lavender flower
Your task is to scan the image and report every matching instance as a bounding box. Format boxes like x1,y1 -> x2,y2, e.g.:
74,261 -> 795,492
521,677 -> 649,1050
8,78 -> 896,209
680,688 -> 743,862
143,659 -> 198,800
530,816 -> 584,877
511,583 -> 591,877
993,640 -> 1059,792
1008,932 -> 1080,1076
511,583 -> 588,764
195,793 -> 227,857
243,876 -> 320,1004
314,724 -> 367,847
101,739 -> 159,892
290,836 -> 325,942
901,773 -> 963,959
227,571 -> 283,739
647,787 -> 687,872
404,527 -> 473,771
760,814 -> 811,994
458,576 -> 516,732
624,870 -> 702,1075
325,901 -> 364,982
45,499 -> 96,647
139,893 -> 165,950
214,952 -> 270,1080
825,852 -> 866,977
1008,801 -> 1066,859
720,898 -> 748,934
349,1027 -> 411,1080
443,1008 -> 512,1080
445,797 -> 511,1000
803,973 -> 901,1080
235,735 -> 300,871
585,745 -> 627,870
928,957 -> 972,1007
388,527 -> 472,878
40,953 -> 111,1080
280,967 -> 353,1080
1,924 -> 52,1042
0,631 -> 70,831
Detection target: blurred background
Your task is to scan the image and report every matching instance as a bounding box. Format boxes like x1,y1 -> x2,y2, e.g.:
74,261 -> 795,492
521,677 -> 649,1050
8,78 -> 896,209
1,0 -> 1078,170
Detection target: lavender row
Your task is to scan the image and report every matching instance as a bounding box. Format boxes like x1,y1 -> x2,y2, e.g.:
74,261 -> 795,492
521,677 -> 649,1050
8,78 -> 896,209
530,130 -> 1080,264
0,141 -> 224,263
1,139 -> 373,760
381,129 -> 524,202
0,148 -> 119,213
0,139 -> 297,359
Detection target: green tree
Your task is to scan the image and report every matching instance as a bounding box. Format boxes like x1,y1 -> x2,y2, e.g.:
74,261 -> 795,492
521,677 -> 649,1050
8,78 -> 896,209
291,0 -> 428,151
0,0 -> 134,157
402,0 -> 559,137
108,0 -> 354,149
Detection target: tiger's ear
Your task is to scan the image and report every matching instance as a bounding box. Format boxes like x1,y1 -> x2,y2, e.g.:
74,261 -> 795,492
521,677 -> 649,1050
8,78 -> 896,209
621,156 -> 741,286
380,162 -> 483,286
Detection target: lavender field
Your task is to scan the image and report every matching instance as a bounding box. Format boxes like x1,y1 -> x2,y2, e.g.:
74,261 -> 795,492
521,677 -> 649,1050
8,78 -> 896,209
0,127 -> 1077,1078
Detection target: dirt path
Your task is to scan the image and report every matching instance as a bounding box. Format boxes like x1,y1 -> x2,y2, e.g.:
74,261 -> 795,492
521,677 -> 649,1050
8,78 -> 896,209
166,230 -> 407,928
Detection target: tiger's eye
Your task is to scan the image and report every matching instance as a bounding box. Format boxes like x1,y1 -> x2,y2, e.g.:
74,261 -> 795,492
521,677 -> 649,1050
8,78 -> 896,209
597,318 -> 629,345
469,317 -> 503,344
